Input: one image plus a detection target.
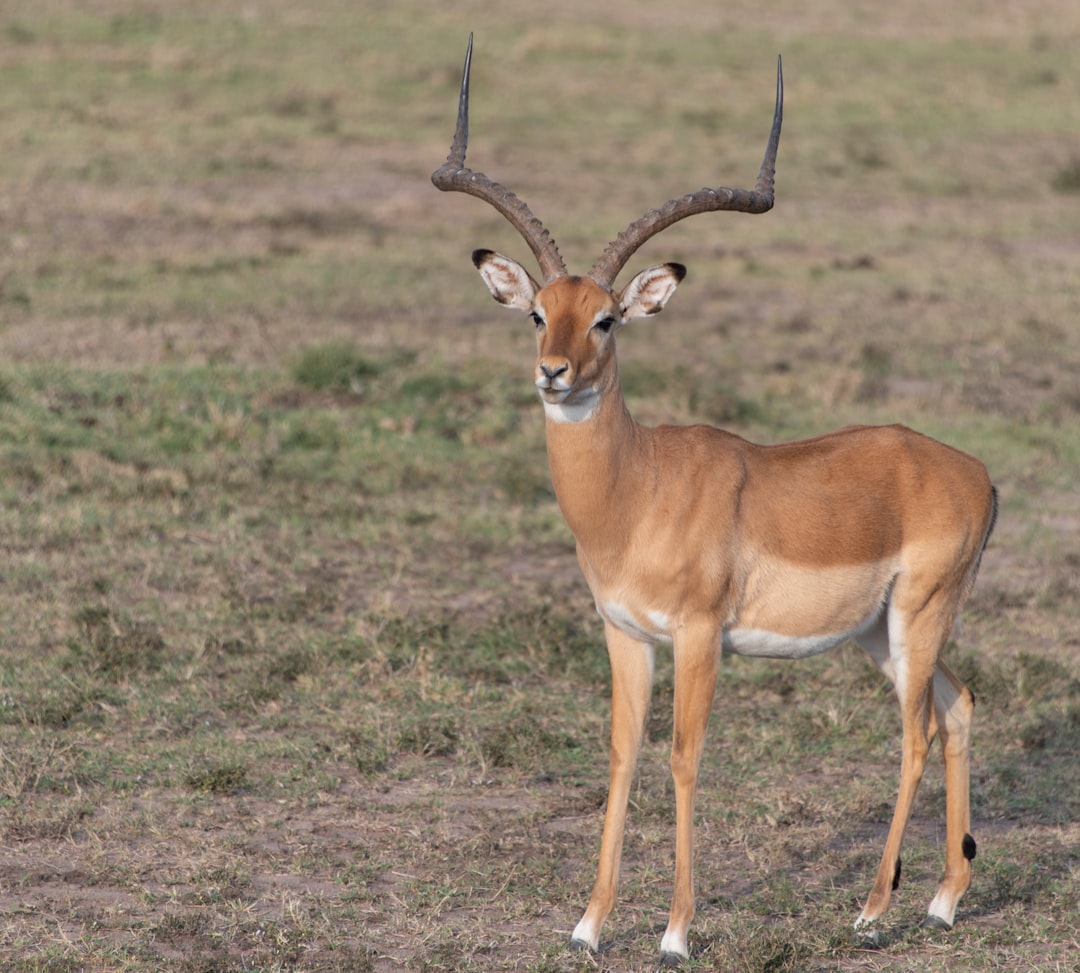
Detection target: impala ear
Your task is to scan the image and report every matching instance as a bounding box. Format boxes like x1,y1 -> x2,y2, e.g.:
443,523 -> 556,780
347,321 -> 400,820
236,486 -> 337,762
472,249 -> 541,311
619,263 -> 687,319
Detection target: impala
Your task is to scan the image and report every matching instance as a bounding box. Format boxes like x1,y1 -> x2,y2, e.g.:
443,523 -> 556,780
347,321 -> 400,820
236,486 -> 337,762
432,36 -> 997,964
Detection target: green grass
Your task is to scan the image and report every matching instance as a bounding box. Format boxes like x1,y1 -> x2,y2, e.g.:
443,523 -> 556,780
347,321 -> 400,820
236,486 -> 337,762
1,1 -> 1079,970
1,351 -> 1076,971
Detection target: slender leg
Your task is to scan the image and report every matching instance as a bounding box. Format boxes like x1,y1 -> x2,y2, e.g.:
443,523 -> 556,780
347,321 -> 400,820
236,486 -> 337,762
855,598 -> 951,929
659,622 -> 721,963
571,625 -> 655,952
924,661 -> 976,928
856,675 -> 932,926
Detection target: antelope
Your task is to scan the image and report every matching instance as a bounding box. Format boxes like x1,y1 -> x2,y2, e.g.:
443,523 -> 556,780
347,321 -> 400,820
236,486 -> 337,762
432,35 -> 997,964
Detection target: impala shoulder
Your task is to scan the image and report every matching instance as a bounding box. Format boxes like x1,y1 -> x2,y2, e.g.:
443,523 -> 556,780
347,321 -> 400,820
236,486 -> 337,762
654,422 -> 751,451
646,423 -> 751,475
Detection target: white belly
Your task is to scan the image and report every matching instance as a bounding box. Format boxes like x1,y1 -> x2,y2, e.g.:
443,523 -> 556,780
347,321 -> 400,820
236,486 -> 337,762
598,569 -> 888,656
723,605 -> 881,660
721,627 -> 849,659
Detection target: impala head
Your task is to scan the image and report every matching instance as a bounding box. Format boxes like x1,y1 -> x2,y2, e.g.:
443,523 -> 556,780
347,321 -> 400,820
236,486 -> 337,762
471,249 -> 686,421
432,34 -> 782,421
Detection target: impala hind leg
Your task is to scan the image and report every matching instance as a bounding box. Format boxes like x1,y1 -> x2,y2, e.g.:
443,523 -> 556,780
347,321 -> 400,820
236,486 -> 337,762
855,676 -> 933,930
853,606 -> 942,931
855,596 -> 977,934
571,625 -> 655,953
923,660 -> 976,929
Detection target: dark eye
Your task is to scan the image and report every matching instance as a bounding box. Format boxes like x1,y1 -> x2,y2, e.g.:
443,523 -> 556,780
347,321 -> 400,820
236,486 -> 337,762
530,311 -> 545,330
593,316 -> 617,334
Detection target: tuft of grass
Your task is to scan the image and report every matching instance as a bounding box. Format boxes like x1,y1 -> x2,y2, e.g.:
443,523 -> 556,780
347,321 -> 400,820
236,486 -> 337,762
497,454 -> 554,504
474,704 -> 582,773
395,702 -> 462,760
1019,700 -> 1080,751
951,649 -> 1078,710
346,726 -> 390,777
184,762 -> 250,795
1050,157 -> 1080,193
291,341 -> 382,394
68,604 -> 168,683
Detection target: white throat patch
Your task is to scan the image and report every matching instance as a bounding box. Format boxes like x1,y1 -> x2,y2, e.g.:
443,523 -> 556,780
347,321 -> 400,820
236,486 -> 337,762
542,387 -> 600,424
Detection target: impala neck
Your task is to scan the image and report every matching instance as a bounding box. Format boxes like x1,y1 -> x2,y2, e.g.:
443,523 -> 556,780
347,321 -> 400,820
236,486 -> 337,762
543,369 -> 646,543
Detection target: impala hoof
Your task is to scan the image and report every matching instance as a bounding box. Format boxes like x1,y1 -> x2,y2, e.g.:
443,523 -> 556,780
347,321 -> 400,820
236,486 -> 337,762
920,915 -> 954,932
569,937 -> 594,954
853,927 -> 886,950
659,950 -> 686,968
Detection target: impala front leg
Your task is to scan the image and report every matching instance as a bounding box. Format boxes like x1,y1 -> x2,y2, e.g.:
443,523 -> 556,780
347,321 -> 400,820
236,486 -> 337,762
661,622 -> 722,964
571,625 -> 655,953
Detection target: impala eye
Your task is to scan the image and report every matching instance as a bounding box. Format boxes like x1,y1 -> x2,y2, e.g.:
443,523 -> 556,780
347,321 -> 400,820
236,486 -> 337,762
530,311 -> 545,330
593,316 -> 617,334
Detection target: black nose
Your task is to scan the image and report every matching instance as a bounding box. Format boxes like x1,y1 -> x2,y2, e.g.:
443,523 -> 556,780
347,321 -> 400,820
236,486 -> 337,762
540,361 -> 568,379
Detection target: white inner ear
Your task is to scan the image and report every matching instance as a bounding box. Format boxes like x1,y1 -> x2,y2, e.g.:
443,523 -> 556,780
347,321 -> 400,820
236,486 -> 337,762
476,252 -> 540,310
619,264 -> 682,319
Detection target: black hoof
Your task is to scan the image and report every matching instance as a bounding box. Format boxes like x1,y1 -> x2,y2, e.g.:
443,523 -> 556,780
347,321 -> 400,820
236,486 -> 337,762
659,950 -> 686,968
569,937 -> 593,954
920,915 -> 954,932
854,927 -> 886,950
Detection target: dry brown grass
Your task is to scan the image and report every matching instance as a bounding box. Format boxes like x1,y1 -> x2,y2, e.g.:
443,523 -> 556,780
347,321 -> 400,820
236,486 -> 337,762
1,1 -> 1078,971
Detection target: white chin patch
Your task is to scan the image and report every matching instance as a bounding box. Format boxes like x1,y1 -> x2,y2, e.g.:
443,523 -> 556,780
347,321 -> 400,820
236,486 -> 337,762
542,388 -> 599,423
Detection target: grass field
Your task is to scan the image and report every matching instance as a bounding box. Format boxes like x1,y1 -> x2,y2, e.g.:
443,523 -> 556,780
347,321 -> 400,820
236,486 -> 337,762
1,1 -> 1078,970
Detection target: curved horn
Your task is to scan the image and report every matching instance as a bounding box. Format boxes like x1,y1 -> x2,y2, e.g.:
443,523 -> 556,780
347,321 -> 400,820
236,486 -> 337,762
431,34 -> 567,283
589,56 -> 784,290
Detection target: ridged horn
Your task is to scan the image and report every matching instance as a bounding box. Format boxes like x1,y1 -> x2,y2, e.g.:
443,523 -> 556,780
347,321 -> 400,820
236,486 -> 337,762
588,56 -> 783,289
431,34 -> 567,283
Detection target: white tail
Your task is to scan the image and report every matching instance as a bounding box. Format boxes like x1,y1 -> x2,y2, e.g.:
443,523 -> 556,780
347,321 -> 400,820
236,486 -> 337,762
434,36 -> 997,964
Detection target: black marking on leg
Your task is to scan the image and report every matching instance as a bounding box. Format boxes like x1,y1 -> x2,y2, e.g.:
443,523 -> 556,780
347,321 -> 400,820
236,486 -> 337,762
963,833 -> 977,861
892,857 -> 902,891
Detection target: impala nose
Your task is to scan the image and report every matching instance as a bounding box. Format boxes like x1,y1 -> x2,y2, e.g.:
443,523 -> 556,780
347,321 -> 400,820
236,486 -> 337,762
539,361 -> 568,381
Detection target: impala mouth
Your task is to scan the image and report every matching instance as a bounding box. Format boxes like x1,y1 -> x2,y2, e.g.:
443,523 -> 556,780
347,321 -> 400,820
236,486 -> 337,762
538,385 -> 570,404
535,376 -> 572,402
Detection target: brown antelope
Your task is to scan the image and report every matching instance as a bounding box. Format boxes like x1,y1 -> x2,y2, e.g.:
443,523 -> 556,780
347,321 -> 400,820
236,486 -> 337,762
432,35 -> 997,964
